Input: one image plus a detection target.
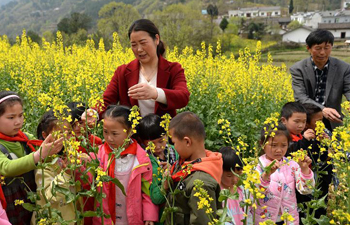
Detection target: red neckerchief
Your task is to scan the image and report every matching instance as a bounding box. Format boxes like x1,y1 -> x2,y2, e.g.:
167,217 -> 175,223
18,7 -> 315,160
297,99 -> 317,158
170,158 -> 202,182
0,130 -> 42,152
0,186 -> 6,209
291,134 -> 303,142
103,140 -> 137,224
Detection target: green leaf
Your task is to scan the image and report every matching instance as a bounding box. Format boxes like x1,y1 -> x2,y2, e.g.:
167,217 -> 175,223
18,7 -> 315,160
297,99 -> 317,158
314,215 -> 330,225
316,194 -> 328,209
22,203 -> 35,212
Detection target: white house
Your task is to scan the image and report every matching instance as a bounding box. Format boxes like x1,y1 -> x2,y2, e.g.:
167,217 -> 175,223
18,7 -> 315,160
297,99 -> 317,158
228,6 -> 281,18
318,23 -> 350,39
282,26 -> 314,43
321,10 -> 350,23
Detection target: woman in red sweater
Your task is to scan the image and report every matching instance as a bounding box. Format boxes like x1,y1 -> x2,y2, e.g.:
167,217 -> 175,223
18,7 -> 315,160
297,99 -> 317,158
98,19 -> 190,118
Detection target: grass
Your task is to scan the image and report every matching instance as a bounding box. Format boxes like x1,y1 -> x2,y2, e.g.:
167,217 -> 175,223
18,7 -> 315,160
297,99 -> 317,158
261,46 -> 350,68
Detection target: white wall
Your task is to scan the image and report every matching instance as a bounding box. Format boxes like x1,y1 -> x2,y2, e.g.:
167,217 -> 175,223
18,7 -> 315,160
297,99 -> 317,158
328,29 -> 350,39
282,28 -> 312,43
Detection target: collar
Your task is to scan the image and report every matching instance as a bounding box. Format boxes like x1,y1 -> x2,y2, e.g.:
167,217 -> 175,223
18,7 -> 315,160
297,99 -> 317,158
310,57 -> 329,71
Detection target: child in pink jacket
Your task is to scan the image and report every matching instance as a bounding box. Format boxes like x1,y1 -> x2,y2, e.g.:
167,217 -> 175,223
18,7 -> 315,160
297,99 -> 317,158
93,105 -> 158,225
219,146 -> 244,225
255,123 -> 315,225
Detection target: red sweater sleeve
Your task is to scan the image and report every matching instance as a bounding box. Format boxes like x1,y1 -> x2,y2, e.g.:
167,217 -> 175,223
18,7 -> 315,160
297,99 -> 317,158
157,62 -> 190,112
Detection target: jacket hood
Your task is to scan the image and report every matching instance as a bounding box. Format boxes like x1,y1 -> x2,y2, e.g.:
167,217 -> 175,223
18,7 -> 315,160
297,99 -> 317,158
184,150 -> 223,184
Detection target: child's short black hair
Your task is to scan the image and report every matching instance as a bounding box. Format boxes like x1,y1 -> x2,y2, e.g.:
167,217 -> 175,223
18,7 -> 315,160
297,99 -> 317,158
169,112 -> 205,141
219,146 -> 243,172
260,122 -> 291,145
306,29 -> 334,48
0,91 -> 23,117
137,114 -> 165,141
103,105 -> 132,129
66,102 -> 86,125
303,103 -> 322,124
37,110 -> 58,140
281,102 -> 307,120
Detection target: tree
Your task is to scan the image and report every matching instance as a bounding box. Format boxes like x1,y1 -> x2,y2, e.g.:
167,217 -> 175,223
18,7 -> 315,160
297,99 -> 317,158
219,17 -> 229,32
207,4 -> 219,39
287,20 -> 302,30
57,12 -> 92,35
27,30 -> 41,45
289,0 -> 294,14
150,3 -> 215,51
97,2 -> 140,47
246,22 -> 266,40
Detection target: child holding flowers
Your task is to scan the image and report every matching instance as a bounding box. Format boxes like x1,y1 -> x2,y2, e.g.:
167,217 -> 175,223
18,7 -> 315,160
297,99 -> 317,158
255,123 -> 315,225
0,91 -> 63,225
219,146 -> 244,225
33,109 -> 87,224
67,102 -> 102,154
166,112 -> 223,225
93,105 -> 158,225
136,113 -> 178,224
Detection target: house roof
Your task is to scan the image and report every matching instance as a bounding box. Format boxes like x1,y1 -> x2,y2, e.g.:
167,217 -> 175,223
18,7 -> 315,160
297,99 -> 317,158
229,6 -> 281,13
282,26 -> 315,36
318,22 -> 350,29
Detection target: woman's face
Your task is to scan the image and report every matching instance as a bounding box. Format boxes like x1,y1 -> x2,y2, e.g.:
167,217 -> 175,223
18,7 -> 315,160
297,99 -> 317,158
130,31 -> 159,65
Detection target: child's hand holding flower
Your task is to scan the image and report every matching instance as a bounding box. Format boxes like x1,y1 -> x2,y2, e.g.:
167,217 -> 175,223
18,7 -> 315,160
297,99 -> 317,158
297,155 -> 312,175
303,129 -> 316,141
262,160 -> 280,181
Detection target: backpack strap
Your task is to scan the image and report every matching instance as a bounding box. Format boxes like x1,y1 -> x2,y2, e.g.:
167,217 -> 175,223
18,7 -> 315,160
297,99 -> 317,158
0,143 -> 12,160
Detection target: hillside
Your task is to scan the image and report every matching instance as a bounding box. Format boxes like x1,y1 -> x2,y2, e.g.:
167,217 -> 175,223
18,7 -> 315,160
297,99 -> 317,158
0,0 -> 343,38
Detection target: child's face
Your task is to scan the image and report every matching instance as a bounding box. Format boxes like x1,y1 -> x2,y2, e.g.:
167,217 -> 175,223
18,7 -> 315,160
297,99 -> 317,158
264,134 -> 289,161
306,111 -> 323,130
103,117 -> 129,149
73,120 -> 85,137
169,128 -> 189,160
221,168 -> 242,189
0,102 -> 24,136
43,120 -> 72,140
144,135 -> 167,157
282,112 -> 307,135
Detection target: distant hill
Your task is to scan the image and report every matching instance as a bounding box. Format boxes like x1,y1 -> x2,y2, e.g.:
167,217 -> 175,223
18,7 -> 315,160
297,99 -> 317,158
0,0 -> 343,38
0,0 -> 14,6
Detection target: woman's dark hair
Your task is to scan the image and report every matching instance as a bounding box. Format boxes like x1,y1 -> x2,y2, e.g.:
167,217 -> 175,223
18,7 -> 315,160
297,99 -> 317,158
303,103 -> 322,124
137,114 -> 165,141
103,105 -> 132,129
219,146 -> 243,172
66,102 -> 86,125
306,29 -> 334,48
128,19 -> 166,57
37,110 -> 58,140
0,91 -> 23,117
260,122 -> 291,146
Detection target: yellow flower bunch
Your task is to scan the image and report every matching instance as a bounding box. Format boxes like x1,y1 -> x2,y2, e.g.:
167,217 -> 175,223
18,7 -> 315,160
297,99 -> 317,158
14,199 -> 24,206
281,212 -> 295,222
193,179 -> 214,214
95,167 -> 106,188
290,149 -> 307,162
160,113 -> 172,137
129,105 -> 142,134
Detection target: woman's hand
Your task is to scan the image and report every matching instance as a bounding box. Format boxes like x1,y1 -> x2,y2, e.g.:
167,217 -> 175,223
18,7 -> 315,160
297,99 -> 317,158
34,134 -> 64,163
128,83 -> 158,100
